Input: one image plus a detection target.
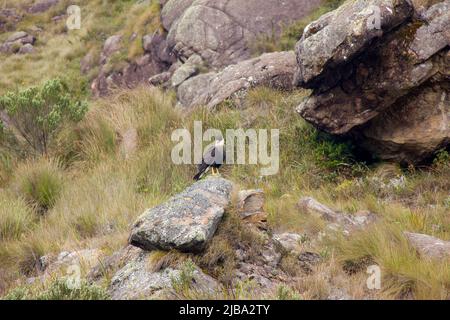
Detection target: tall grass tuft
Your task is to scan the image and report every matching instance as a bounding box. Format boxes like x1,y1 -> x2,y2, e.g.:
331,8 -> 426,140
13,158 -> 64,213
0,193 -> 34,241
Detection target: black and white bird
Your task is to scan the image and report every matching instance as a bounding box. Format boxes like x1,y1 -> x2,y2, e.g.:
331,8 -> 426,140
193,138 -> 226,181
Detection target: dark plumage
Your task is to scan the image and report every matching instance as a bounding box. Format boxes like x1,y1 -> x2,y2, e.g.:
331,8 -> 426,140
193,139 -> 226,181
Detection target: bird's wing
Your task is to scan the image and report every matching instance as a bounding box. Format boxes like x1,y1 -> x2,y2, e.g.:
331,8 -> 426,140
202,144 -> 217,166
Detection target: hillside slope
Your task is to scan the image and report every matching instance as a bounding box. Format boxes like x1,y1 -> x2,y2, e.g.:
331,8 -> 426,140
0,0 -> 449,300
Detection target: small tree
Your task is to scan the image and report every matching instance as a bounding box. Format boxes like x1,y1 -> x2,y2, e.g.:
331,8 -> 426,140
0,79 -> 88,155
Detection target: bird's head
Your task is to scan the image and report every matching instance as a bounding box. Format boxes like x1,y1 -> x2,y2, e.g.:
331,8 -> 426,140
215,138 -> 225,147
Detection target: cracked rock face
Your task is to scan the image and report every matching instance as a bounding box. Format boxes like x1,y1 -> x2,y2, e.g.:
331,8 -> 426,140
294,0 -> 450,163
177,51 -> 297,108
162,0 -> 321,68
129,177 -> 233,253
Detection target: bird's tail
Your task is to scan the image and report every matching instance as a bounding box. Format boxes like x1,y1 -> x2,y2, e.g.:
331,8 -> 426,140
193,172 -> 203,181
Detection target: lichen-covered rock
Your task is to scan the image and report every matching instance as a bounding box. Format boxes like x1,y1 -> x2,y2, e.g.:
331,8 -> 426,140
129,177 -> 233,253
294,0 -> 450,163
109,250 -> 220,300
177,51 -> 297,108
162,0 -> 321,68
404,232 -> 450,260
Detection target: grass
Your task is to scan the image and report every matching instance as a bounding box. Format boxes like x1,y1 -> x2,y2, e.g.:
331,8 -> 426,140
0,0 -> 163,97
12,158 -> 64,213
1,0 -> 449,300
3,279 -> 109,300
0,192 -> 34,241
0,84 -> 449,299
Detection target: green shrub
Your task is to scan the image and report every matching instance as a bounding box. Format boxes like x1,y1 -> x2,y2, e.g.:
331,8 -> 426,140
0,79 -> 88,155
14,158 -> 64,213
297,124 -> 366,179
433,148 -> 450,169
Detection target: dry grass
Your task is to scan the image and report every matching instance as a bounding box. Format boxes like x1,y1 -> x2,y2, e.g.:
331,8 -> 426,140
0,77 -> 449,300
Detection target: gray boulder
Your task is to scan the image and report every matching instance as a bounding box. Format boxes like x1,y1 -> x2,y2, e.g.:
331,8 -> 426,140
28,0 -> 60,14
100,35 -> 122,64
0,31 -> 36,54
294,0 -> 450,163
272,233 -> 304,254
162,0 -> 322,68
18,43 -> 34,54
177,51 -> 297,108
404,232 -> 450,260
298,196 -> 376,234
129,177 -> 233,253
109,250 -> 220,300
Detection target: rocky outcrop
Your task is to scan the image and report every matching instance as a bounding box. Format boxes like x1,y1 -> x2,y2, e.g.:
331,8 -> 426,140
38,249 -> 103,274
177,51 -> 297,108
161,0 -> 321,68
28,0 -> 60,14
404,232 -> 450,260
293,0 -> 450,163
129,177 -> 233,253
109,249 -> 220,299
91,32 -> 173,96
0,31 -> 36,54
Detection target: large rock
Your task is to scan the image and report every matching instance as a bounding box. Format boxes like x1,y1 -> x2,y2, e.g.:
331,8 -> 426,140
109,250 -> 220,300
177,51 -> 297,108
404,232 -> 450,260
129,177 -> 233,253
28,0 -> 60,14
91,34 -> 166,96
293,0 -> 450,163
237,189 -> 267,230
297,197 -> 376,234
162,0 -> 321,68
0,31 -> 36,54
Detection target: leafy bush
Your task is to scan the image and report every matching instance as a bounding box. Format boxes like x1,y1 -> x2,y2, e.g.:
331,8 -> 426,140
0,79 -> 88,155
14,158 -> 64,213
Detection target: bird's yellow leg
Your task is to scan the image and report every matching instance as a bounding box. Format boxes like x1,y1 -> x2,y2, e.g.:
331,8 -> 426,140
211,167 -> 216,175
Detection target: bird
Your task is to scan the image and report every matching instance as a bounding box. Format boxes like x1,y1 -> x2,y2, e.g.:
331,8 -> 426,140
193,138 -> 226,181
